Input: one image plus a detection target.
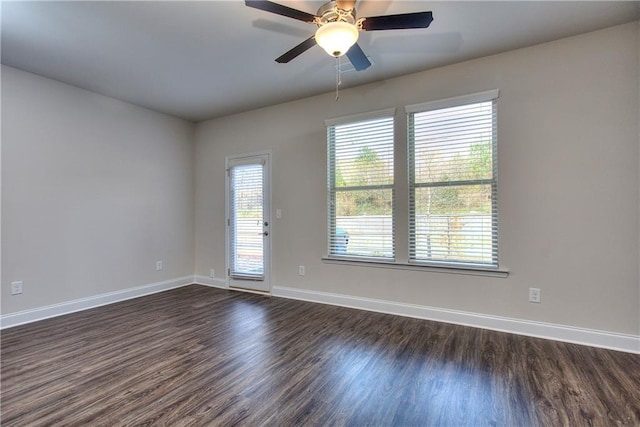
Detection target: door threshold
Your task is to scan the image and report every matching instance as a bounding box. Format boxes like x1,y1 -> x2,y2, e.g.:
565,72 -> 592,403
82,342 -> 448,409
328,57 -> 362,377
229,286 -> 271,296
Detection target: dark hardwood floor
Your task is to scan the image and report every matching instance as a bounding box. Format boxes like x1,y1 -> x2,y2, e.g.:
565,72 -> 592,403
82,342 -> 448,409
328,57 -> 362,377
1,285 -> 639,426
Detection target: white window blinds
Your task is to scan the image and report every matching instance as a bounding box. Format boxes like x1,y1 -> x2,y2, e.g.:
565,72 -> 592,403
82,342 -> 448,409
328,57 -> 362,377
229,162 -> 265,279
327,112 -> 395,259
408,91 -> 498,267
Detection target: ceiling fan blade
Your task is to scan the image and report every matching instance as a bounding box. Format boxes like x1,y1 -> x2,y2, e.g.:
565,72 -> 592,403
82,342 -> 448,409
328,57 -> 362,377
361,11 -> 433,31
336,0 -> 357,11
346,43 -> 371,71
245,1 -> 316,23
275,36 -> 317,63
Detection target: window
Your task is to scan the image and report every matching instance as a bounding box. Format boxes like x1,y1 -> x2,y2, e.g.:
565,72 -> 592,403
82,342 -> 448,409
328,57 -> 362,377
407,90 -> 499,267
326,109 -> 395,259
228,159 -> 266,280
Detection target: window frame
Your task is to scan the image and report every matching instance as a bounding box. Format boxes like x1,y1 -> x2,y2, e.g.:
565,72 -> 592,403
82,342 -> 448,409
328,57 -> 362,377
322,91 -> 507,277
406,89 -> 500,269
325,108 -> 396,261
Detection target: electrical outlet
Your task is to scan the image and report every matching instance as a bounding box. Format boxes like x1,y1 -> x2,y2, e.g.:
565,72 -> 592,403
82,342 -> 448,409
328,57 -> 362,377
11,281 -> 23,295
529,288 -> 541,303
276,209 -> 282,219
210,268 -> 215,278
156,260 -> 163,271
298,265 -> 305,276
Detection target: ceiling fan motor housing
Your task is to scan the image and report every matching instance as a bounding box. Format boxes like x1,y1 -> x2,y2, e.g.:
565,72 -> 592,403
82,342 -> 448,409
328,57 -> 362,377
316,1 -> 357,26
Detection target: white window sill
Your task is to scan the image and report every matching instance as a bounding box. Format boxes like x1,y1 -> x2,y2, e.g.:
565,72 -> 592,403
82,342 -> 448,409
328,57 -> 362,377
321,256 -> 509,278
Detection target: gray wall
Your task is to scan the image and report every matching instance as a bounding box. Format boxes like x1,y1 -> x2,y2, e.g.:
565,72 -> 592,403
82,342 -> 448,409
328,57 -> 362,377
1,66 -> 195,314
2,22 -> 638,338
194,22 -> 640,335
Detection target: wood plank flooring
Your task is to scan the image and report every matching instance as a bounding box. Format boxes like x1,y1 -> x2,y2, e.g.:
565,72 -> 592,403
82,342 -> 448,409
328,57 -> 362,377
2,285 -> 639,426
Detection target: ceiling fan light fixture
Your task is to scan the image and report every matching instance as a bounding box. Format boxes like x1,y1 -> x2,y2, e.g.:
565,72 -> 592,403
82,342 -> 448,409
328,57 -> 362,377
315,21 -> 359,57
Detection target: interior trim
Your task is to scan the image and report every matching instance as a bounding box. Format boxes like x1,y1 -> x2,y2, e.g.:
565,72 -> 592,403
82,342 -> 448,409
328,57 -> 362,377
193,275 -> 228,289
0,275 -> 194,329
4,278 -> 636,354
322,257 -> 509,277
272,285 -> 640,354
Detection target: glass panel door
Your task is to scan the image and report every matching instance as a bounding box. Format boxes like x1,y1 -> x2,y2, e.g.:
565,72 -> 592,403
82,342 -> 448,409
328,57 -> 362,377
227,153 -> 270,292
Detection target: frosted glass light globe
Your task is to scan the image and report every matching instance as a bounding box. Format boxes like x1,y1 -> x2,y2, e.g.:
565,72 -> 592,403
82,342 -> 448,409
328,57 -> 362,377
315,21 -> 359,57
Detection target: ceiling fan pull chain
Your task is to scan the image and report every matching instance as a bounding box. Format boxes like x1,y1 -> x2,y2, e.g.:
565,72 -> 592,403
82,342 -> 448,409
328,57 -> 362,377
335,56 -> 342,101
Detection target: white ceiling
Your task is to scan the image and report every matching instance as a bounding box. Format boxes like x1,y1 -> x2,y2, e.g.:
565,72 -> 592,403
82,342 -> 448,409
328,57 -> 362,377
2,1 -> 638,122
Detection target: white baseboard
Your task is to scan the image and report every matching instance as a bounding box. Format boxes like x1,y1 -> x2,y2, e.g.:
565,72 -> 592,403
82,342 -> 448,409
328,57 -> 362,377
272,285 -> 640,354
3,277 -> 637,354
193,275 -> 228,289
0,275 -> 195,329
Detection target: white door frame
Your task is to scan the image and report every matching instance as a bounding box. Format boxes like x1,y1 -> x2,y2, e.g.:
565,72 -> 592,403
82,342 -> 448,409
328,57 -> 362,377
225,150 -> 272,293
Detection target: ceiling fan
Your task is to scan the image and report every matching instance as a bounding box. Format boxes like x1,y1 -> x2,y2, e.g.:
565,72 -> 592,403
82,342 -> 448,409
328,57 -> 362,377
245,0 -> 434,71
